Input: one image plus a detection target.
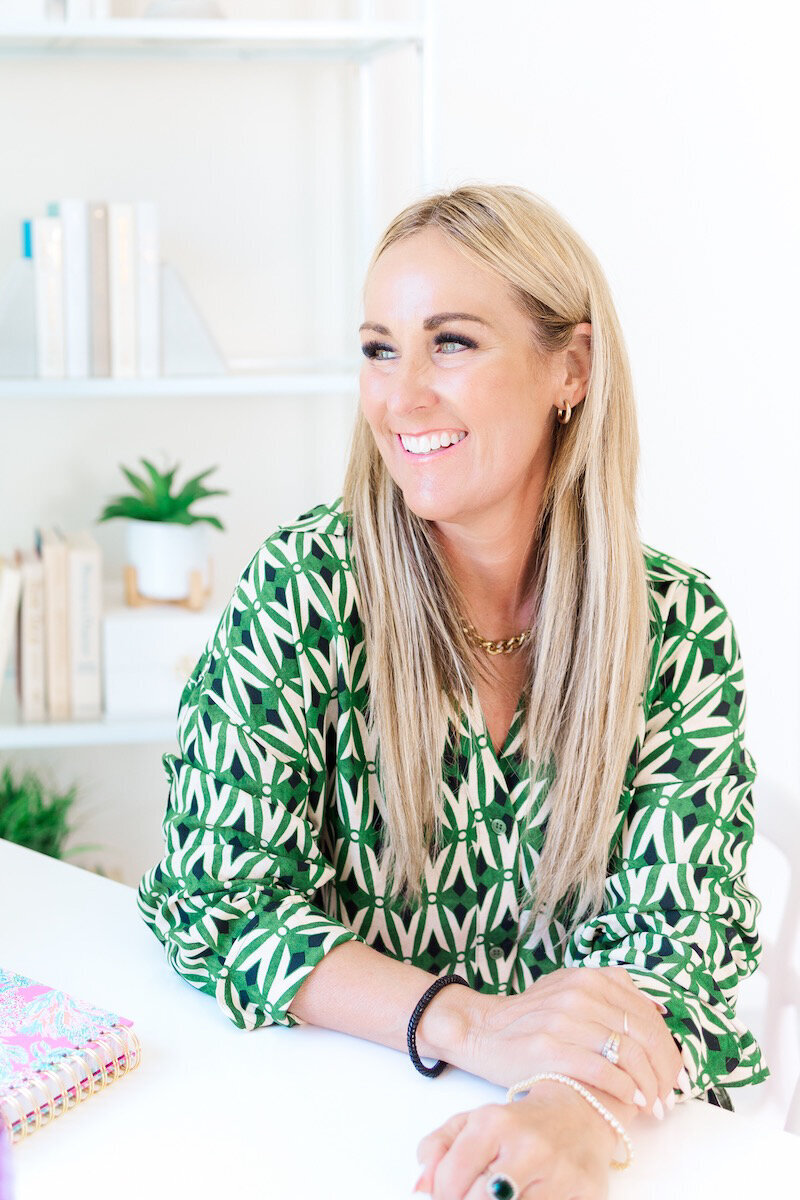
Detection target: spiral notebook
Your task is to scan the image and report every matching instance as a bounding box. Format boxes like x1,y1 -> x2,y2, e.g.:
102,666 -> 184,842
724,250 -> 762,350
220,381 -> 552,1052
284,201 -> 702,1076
0,968 -> 142,1145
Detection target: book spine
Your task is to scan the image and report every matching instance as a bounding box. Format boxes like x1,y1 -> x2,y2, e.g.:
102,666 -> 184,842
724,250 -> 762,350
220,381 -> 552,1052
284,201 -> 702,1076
0,562 -> 22,704
135,201 -> 160,379
88,201 -> 111,377
17,554 -> 46,723
67,541 -> 102,719
0,1025 -> 142,1145
108,202 -> 137,379
49,198 -> 90,379
32,217 -> 65,379
42,536 -> 70,721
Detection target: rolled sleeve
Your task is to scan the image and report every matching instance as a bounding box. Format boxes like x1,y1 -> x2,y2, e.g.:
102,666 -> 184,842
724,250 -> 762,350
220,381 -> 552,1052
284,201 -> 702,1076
136,537 -> 366,1030
564,577 -> 769,1098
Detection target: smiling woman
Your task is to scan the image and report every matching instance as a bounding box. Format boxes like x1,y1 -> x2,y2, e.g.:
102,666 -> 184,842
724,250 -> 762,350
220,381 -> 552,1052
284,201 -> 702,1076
137,184 -> 767,1200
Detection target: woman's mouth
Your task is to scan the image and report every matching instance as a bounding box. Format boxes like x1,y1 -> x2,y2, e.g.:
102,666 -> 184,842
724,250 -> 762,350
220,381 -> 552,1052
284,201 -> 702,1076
396,432 -> 469,460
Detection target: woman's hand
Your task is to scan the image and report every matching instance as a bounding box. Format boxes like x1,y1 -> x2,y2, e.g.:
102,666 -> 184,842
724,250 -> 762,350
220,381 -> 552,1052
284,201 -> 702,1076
459,965 -> 685,1117
414,1079 -> 620,1200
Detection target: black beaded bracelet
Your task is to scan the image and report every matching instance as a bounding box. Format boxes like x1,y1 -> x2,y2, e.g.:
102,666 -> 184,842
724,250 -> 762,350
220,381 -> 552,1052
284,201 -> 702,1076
407,974 -> 470,1077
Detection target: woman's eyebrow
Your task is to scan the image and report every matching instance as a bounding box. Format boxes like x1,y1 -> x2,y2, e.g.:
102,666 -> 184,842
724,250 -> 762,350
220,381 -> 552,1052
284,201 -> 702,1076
358,312 -> 493,334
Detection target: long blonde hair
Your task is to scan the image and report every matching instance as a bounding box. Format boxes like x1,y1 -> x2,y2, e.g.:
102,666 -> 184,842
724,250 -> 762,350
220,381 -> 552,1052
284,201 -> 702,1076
342,183 -> 651,949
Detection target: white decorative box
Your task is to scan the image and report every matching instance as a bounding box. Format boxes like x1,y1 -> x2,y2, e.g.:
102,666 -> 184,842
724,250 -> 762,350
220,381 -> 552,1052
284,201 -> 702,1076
102,582 -> 221,718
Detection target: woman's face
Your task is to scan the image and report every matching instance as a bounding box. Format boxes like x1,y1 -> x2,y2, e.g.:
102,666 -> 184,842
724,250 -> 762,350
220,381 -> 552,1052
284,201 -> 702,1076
359,227 -> 574,532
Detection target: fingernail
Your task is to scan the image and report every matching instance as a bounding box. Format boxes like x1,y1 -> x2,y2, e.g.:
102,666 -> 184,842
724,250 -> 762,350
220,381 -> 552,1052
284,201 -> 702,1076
652,1098 -> 664,1120
677,1067 -> 691,1094
633,1089 -> 647,1107
665,1091 -> 675,1111
412,1171 -> 427,1193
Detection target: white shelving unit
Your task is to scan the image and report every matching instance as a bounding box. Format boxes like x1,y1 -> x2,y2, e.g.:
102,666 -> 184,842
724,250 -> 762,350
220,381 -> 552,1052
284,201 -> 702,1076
0,4 -> 435,751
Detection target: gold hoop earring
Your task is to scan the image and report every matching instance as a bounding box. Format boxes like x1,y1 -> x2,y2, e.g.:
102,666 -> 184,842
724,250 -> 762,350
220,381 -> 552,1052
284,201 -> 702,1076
556,400 -> 572,425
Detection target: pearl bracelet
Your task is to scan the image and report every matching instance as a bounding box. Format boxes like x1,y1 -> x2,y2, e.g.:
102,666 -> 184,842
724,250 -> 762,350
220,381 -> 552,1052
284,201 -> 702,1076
506,1071 -> 634,1171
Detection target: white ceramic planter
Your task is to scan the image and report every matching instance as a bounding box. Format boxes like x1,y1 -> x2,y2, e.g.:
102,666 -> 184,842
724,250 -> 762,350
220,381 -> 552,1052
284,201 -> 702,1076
125,519 -> 209,601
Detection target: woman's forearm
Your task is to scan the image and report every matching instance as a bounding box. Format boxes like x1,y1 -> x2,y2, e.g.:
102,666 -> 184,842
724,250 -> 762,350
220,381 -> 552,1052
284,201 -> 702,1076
288,938 -> 483,1066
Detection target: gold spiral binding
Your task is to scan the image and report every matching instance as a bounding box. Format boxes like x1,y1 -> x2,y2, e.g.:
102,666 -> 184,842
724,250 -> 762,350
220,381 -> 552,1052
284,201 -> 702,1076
0,1023 -> 142,1145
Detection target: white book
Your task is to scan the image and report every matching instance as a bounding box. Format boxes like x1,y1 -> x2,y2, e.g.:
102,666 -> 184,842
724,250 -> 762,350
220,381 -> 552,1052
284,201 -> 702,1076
48,198 -> 90,379
136,201 -> 160,378
0,558 -> 22,705
108,202 -> 138,379
15,547 -> 46,722
66,531 -> 102,719
32,217 -> 65,379
88,201 -> 111,377
40,527 -> 70,721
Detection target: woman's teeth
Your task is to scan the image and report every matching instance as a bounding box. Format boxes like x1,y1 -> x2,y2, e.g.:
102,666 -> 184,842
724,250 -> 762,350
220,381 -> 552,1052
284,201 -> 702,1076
399,430 -> 468,455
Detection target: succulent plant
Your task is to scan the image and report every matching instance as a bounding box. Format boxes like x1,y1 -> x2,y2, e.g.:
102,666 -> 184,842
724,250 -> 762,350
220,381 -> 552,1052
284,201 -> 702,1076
97,456 -> 228,530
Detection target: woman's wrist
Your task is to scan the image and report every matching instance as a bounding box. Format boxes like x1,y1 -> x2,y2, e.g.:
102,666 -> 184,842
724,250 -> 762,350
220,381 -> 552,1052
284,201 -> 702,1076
414,979 -> 491,1070
518,1077 -> 637,1161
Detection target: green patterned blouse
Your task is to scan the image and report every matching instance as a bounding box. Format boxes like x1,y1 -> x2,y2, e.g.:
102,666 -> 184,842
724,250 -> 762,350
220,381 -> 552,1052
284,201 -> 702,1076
137,496 -> 769,1104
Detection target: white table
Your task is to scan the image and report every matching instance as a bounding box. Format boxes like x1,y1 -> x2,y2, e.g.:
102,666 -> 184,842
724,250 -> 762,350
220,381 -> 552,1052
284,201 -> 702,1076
1,838 -> 798,1200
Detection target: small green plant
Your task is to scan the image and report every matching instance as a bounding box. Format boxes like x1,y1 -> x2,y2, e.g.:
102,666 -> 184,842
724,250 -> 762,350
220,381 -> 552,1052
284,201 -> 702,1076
97,456 -> 228,529
0,764 -> 103,863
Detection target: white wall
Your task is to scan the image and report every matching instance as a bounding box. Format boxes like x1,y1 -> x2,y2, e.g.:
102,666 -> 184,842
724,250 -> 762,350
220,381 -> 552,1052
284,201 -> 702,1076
1,0 -> 797,885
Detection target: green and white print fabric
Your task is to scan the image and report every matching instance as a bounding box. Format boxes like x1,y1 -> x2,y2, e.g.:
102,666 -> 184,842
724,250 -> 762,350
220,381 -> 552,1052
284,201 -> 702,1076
137,496 -> 768,1102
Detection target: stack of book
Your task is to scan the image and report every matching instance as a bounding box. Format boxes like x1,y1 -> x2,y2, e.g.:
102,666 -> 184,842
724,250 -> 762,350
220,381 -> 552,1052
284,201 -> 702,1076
0,530 -> 102,722
25,198 -> 160,380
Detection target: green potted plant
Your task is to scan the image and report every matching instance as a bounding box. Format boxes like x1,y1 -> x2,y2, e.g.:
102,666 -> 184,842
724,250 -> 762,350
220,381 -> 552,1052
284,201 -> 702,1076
0,763 -> 103,867
97,457 -> 228,602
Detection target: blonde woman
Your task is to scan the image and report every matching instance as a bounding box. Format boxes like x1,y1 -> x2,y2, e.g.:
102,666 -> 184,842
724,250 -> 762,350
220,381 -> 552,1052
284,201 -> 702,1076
138,184 -> 768,1199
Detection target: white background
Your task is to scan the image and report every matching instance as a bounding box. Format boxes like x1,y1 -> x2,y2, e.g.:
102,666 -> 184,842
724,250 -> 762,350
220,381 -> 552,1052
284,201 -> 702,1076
0,0 -> 797,888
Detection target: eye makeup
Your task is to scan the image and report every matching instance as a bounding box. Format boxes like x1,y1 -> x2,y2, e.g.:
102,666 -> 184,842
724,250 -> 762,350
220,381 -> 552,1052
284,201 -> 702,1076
360,331 -> 479,360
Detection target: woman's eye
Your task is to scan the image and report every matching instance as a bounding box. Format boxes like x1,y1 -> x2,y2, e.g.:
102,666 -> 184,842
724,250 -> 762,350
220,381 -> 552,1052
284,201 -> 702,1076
360,332 -> 477,360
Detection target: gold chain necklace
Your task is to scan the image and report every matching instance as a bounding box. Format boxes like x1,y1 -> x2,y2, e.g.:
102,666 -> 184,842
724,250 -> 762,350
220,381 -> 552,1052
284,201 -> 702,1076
460,618 -> 533,656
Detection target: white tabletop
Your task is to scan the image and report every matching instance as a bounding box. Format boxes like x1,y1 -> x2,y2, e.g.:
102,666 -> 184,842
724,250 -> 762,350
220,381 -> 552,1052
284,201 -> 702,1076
1,837 -> 798,1200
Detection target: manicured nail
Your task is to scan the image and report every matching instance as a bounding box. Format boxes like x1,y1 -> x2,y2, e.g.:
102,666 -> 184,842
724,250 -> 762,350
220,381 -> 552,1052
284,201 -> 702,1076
665,1091 -> 675,1111
633,1089 -> 647,1107
412,1171 -> 427,1193
676,1067 -> 691,1094
652,1098 -> 664,1120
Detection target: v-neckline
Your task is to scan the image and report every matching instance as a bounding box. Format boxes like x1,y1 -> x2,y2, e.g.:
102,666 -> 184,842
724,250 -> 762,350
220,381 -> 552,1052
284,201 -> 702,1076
471,684 -> 528,768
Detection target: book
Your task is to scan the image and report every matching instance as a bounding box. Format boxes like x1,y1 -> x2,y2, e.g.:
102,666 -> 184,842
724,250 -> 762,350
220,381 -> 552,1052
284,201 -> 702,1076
0,559 -> 22,704
0,968 -> 141,1145
39,527 -> 70,721
14,547 -> 46,722
135,200 -> 160,378
47,199 -> 90,379
88,201 -> 111,377
65,531 -> 103,719
32,217 -> 65,379
108,202 -> 138,379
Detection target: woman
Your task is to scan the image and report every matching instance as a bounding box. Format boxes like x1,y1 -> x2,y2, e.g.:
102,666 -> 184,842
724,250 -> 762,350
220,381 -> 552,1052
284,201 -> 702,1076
137,184 -> 768,1199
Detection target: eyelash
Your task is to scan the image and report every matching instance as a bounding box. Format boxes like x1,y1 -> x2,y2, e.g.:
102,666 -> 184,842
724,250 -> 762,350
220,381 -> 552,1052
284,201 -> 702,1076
360,332 -> 478,360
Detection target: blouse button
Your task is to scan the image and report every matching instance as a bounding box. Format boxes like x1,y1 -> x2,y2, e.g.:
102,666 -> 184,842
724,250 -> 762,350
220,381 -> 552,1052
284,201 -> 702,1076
489,946 -> 504,960
491,817 -> 506,835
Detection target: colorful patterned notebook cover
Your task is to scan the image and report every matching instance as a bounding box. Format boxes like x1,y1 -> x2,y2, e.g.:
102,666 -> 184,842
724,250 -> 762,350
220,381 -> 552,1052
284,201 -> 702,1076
0,967 -> 140,1143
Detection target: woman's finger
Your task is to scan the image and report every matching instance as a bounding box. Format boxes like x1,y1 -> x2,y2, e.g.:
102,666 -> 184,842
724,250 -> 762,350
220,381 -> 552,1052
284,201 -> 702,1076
541,1010 -> 661,1111
415,1111 -> 470,1194
428,1106 -> 504,1200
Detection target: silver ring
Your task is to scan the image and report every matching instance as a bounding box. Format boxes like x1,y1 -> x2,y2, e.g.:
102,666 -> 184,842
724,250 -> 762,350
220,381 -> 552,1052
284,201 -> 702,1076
623,1009 -> 629,1036
600,1031 -> 621,1065
485,1171 -> 520,1199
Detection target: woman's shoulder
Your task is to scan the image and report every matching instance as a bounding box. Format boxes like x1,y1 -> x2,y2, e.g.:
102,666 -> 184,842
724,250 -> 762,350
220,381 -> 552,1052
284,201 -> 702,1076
641,541 -> 712,591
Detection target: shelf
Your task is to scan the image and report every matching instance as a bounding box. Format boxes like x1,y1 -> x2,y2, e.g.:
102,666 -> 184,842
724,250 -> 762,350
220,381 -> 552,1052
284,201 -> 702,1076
0,703 -> 176,750
0,18 -> 424,62
0,367 -> 360,399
